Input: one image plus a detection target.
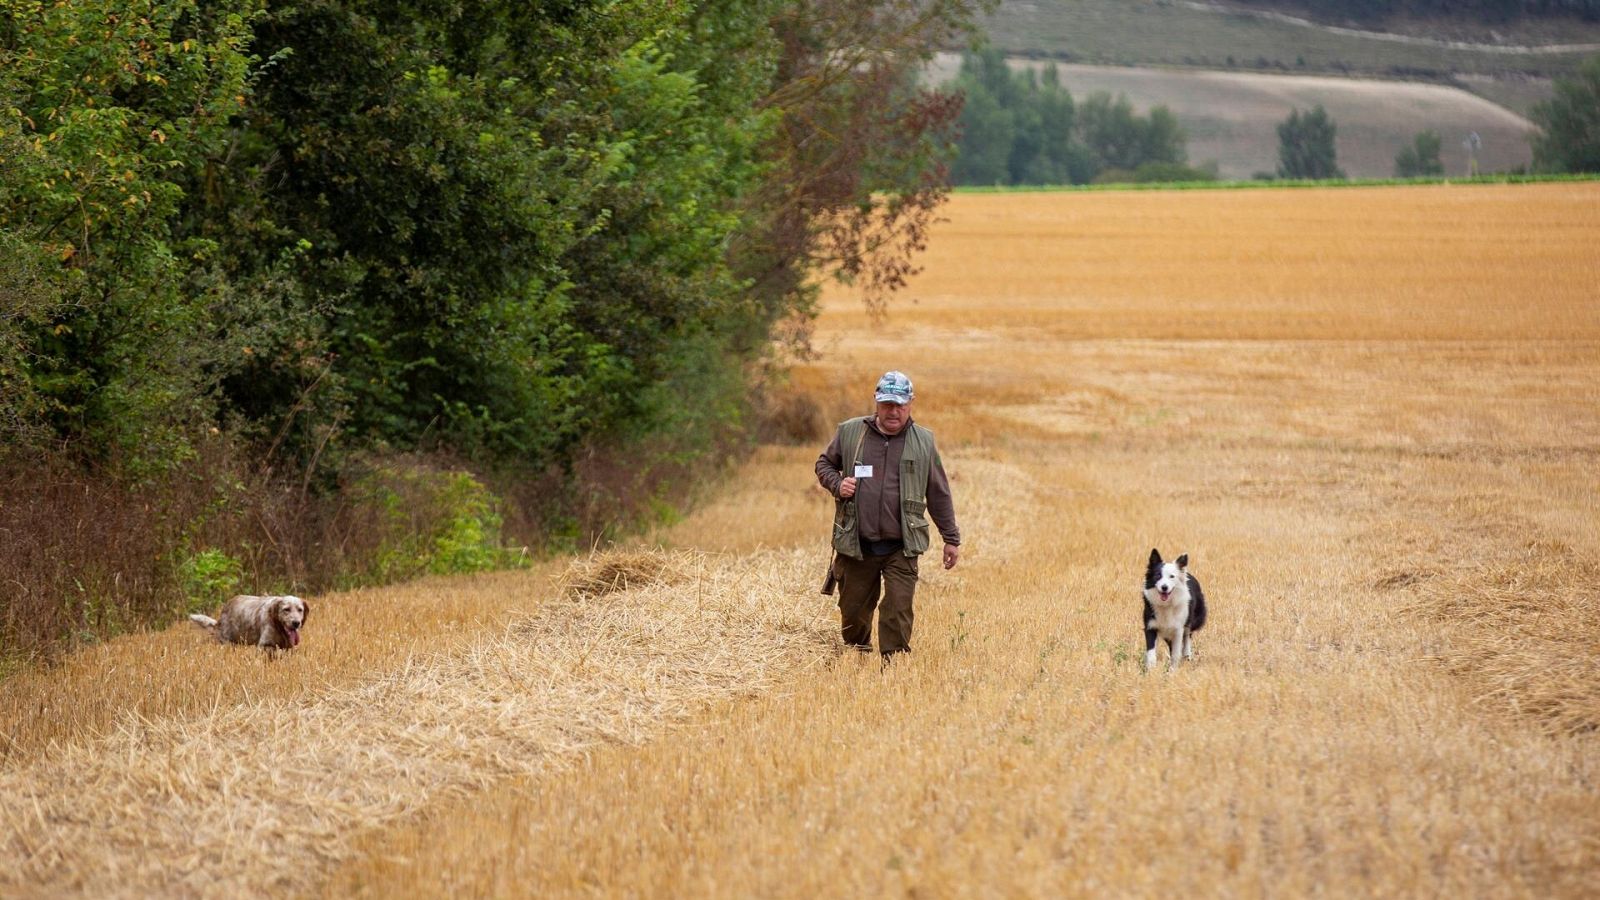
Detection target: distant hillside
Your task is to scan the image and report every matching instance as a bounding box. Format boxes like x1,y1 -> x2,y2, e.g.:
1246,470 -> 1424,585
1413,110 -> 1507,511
977,0 -> 1600,115
1230,1 -> 1600,33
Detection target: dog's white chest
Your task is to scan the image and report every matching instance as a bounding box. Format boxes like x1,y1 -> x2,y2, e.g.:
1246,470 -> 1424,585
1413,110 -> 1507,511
1147,598 -> 1189,634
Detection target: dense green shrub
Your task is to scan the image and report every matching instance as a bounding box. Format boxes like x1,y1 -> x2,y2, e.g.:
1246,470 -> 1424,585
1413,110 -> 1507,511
1093,161 -> 1220,185
177,548 -> 245,613
3,0 -> 982,470
354,465 -> 524,582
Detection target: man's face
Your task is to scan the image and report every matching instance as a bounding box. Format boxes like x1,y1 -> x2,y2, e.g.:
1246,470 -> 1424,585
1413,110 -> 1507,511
875,400 -> 910,435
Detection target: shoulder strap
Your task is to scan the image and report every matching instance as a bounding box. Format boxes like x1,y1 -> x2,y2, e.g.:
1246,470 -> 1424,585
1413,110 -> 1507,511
838,417 -> 869,472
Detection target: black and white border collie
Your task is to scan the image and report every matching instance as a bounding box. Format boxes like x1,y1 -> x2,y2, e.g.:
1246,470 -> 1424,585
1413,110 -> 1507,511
1143,549 -> 1207,672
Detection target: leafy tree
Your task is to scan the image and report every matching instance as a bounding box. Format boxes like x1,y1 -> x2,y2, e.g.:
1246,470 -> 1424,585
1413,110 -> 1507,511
947,50 -> 1186,187
1395,130 -> 1445,177
1531,54 -> 1600,173
1277,105 -> 1344,179
0,0 -> 261,467
950,85 -> 1016,184
1078,92 -> 1186,173
745,0 -> 989,325
1033,67 -> 1085,181
1,0 -> 989,474
197,1 -> 672,466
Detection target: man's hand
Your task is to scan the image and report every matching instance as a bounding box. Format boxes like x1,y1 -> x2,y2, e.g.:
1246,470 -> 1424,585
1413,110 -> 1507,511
838,476 -> 857,499
943,543 -> 960,570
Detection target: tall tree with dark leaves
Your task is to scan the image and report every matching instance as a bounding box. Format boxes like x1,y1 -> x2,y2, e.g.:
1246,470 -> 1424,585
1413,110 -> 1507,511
1278,105 -> 1345,179
1532,55 -> 1600,173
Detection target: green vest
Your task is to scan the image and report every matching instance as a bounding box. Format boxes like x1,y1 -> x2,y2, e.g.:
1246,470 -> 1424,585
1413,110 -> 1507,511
831,417 -> 935,560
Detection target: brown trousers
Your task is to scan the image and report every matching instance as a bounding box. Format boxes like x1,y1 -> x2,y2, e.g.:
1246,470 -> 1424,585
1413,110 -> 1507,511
835,551 -> 920,656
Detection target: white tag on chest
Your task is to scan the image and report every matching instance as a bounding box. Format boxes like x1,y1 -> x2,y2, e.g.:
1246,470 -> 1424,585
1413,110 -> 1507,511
854,465 -> 874,478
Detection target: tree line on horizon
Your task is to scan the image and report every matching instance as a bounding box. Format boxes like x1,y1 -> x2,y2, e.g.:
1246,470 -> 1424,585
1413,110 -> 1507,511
948,50 -> 1600,185
947,50 -> 1215,186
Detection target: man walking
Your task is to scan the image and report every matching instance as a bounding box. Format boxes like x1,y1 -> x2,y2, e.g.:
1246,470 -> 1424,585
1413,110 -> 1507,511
815,371 -> 961,659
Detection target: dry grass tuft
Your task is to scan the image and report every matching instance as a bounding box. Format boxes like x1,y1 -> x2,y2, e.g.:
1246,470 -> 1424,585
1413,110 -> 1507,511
556,547 -> 701,600
1406,540 -> 1600,736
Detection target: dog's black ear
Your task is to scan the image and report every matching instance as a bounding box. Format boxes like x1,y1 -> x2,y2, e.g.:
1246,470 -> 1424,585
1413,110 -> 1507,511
1148,548 -> 1162,567
1176,553 -> 1189,570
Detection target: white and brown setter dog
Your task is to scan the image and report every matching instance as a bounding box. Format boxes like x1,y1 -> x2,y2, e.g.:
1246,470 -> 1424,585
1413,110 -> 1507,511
191,595 -> 308,650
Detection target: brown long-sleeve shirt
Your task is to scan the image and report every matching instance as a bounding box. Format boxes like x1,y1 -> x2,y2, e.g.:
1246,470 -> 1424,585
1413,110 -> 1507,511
815,416 -> 960,547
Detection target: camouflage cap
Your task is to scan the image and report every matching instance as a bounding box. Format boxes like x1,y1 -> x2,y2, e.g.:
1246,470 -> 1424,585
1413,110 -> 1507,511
874,370 -> 914,405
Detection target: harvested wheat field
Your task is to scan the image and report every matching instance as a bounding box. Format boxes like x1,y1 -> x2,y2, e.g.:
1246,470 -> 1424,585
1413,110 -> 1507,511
4,183 -> 1599,898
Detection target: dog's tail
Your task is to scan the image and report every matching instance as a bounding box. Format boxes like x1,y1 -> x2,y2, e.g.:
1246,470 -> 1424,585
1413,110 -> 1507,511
189,613 -> 219,631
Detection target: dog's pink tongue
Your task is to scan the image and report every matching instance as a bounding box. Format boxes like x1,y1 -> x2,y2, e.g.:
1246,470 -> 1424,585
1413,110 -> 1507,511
289,628 -> 300,648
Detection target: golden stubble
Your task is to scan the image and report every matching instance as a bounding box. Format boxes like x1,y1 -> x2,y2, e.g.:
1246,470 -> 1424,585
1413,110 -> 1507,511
328,184 -> 1598,897
4,183 -> 1598,897
0,549 -> 839,897
0,565 -> 565,761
